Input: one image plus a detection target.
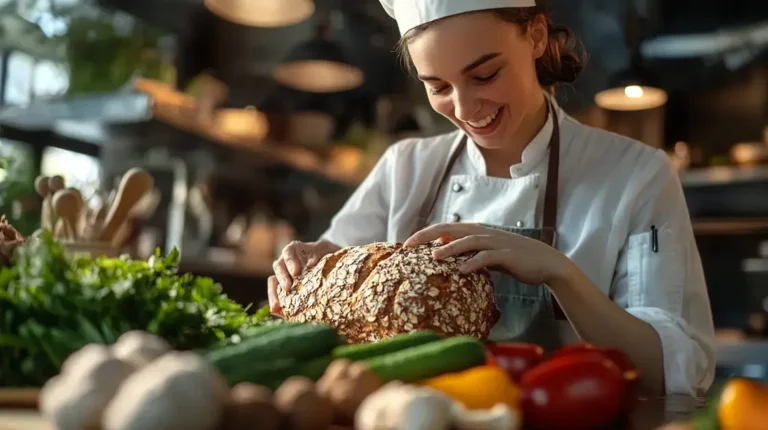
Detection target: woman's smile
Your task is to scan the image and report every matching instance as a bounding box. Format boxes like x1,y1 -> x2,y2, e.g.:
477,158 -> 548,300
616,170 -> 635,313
463,105 -> 505,137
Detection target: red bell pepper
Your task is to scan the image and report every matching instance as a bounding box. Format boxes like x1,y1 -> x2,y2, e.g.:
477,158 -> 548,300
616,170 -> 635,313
486,342 -> 544,383
549,343 -> 639,414
520,353 -> 627,429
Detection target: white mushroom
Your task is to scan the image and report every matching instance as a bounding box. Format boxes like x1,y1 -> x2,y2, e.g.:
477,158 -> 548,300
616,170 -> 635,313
39,344 -> 136,430
102,351 -> 230,430
355,381 -> 453,430
450,402 -> 520,430
111,330 -> 171,369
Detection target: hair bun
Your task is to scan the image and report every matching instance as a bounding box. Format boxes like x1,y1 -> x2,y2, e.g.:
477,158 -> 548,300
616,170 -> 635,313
536,25 -> 586,87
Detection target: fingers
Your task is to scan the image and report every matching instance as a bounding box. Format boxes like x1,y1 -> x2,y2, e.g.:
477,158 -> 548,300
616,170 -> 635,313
272,258 -> 293,291
282,242 -> 304,277
432,234 -> 499,259
405,222 -> 484,247
267,275 -> 283,315
306,254 -> 321,268
459,249 -> 512,273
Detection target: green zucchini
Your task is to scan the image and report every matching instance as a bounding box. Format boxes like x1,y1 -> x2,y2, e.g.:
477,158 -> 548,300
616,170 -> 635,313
205,323 -> 340,374
220,355 -> 334,388
332,330 -> 442,361
293,355 -> 334,381
240,321 -> 295,339
363,336 -> 486,382
220,357 -> 298,387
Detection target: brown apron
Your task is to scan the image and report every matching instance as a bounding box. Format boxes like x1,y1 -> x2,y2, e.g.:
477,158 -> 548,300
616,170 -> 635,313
412,98 -> 568,339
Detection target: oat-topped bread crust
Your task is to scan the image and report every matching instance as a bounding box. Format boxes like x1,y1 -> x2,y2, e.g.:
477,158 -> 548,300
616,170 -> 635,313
277,240 -> 500,343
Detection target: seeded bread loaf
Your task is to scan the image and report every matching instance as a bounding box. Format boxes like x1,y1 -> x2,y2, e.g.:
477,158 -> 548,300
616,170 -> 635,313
277,240 -> 500,343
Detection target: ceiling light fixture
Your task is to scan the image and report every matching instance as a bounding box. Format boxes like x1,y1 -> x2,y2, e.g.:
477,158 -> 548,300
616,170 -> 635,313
594,3 -> 669,112
204,0 -> 315,28
273,13 -> 364,93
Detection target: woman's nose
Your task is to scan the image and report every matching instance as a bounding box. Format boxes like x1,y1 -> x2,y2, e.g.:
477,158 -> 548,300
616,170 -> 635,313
453,90 -> 481,122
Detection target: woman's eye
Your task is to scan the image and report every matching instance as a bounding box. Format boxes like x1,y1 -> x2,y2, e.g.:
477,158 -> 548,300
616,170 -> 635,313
429,86 -> 448,95
475,71 -> 499,83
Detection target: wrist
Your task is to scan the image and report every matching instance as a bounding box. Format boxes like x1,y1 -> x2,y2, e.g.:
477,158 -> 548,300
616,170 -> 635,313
546,253 -> 578,292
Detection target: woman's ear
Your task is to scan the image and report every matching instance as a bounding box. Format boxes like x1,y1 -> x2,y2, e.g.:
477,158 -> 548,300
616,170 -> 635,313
528,15 -> 549,60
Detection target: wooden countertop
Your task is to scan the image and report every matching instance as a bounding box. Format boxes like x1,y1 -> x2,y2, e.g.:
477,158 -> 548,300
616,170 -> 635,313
0,395 -> 707,430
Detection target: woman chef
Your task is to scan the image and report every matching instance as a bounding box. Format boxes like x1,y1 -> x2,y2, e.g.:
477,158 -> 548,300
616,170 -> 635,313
268,0 -> 715,397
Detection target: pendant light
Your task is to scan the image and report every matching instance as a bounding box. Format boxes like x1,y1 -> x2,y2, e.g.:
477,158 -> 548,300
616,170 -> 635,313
273,11 -> 364,93
594,3 -> 668,112
593,69 -> 668,111
204,0 -> 314,28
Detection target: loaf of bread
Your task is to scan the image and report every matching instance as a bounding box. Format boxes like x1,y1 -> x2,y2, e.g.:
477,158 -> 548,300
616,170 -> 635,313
277,240 -> 499,343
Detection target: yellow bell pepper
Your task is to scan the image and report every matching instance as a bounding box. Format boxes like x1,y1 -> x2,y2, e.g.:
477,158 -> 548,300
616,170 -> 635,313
718,378 -> 768,429
420,365 -> 521,411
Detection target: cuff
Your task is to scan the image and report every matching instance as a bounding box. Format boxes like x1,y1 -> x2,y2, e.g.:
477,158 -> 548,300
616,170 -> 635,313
626,307 -> 715,396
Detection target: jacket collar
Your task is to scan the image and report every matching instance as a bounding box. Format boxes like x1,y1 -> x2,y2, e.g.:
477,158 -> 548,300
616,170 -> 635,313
465,94 -> 564,177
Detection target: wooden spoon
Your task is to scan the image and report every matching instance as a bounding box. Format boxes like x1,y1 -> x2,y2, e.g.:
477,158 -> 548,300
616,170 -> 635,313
48,175 -> 65,194
34,176 -> 51,230
98,168 -> 154,243
47,175 -> 66,231
63,188 -> 85,239
52,189 -> 81,241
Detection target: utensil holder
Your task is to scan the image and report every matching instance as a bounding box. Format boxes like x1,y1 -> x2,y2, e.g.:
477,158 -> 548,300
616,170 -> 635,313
60,241 -> 122,259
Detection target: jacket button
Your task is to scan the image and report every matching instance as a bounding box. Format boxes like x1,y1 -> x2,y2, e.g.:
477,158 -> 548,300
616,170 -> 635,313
451,213 -> 461,222
452,183 -> 463,192
515,220 -> 525,228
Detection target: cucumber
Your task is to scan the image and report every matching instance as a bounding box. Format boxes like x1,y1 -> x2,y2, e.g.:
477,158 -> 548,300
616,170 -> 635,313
202,322 -> 299,355
221,355 -> 334,388
363,336 -> 486,382
240,322 -> 297,339
294,355 -> 334,381
205,323 -> 341,374
332,330 -> 442,361
221,357 -> 298,387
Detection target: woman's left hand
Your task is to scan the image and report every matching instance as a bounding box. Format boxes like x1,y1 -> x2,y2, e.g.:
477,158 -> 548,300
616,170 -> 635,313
404,222 -> 573,287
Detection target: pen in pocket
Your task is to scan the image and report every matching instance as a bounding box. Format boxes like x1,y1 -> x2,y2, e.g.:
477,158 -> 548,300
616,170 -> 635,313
651,225 -> 658,253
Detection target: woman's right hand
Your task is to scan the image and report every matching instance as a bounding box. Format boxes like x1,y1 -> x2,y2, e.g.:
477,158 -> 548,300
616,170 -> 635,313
268,240 -> 341,315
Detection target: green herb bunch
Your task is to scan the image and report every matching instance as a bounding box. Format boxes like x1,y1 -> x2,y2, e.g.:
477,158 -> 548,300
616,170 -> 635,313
0,232 -> 269,387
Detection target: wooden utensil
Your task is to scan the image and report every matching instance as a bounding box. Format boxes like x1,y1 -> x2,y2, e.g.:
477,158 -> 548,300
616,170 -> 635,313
62,187 -> 85,239
34,176 -> 51,230
52,189 -> 81,240
48,175 -> 65,194
53,219 -> 68,239
47,176 -> 65,231
98,168 -> 154,243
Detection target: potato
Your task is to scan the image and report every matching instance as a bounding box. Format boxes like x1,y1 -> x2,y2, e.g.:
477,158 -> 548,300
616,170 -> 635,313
274,376 -> 334,430
222,383 -> 281,430
316,360 -> 383,423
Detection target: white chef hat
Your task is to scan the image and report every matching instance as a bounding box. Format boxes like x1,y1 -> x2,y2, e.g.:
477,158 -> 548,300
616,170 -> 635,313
380,0 -> 537,37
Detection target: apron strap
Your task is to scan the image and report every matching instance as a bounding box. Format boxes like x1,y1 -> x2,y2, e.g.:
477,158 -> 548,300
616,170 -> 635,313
540,99 -> 560,248
412,134 -> 467,235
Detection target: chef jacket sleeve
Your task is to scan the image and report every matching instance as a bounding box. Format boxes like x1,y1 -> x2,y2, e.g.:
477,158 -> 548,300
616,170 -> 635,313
611,150 -> 715,396
318,143 -> 397,247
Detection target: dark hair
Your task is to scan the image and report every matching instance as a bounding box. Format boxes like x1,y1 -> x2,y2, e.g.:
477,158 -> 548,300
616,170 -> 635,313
396,6 -> 586,88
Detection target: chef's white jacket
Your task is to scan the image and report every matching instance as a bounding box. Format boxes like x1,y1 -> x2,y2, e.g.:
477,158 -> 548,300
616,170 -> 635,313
321,100 -> 716,396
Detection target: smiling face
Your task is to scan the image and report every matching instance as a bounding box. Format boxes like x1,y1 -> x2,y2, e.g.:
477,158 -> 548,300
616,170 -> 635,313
405,11 -> 549,150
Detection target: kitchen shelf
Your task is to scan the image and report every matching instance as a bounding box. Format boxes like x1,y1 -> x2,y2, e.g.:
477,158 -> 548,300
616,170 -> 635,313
0,80 -> 371,187
680,166 -> 768,187
692,218 -> 768,235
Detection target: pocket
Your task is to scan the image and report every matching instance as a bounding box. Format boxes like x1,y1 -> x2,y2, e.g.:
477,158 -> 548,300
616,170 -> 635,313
626,226 -> 684,313
490,271 -> 542,301
489,285 -> 550,343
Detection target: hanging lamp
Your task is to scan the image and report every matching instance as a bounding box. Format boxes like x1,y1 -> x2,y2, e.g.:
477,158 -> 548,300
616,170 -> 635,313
204,0 -> 315,28
593,66 -> 668,111
273,13 -> 364,93
594,4 -> 668,112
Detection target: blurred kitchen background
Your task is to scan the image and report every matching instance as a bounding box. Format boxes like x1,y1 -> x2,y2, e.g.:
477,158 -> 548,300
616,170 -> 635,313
0,0 -> 766,380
